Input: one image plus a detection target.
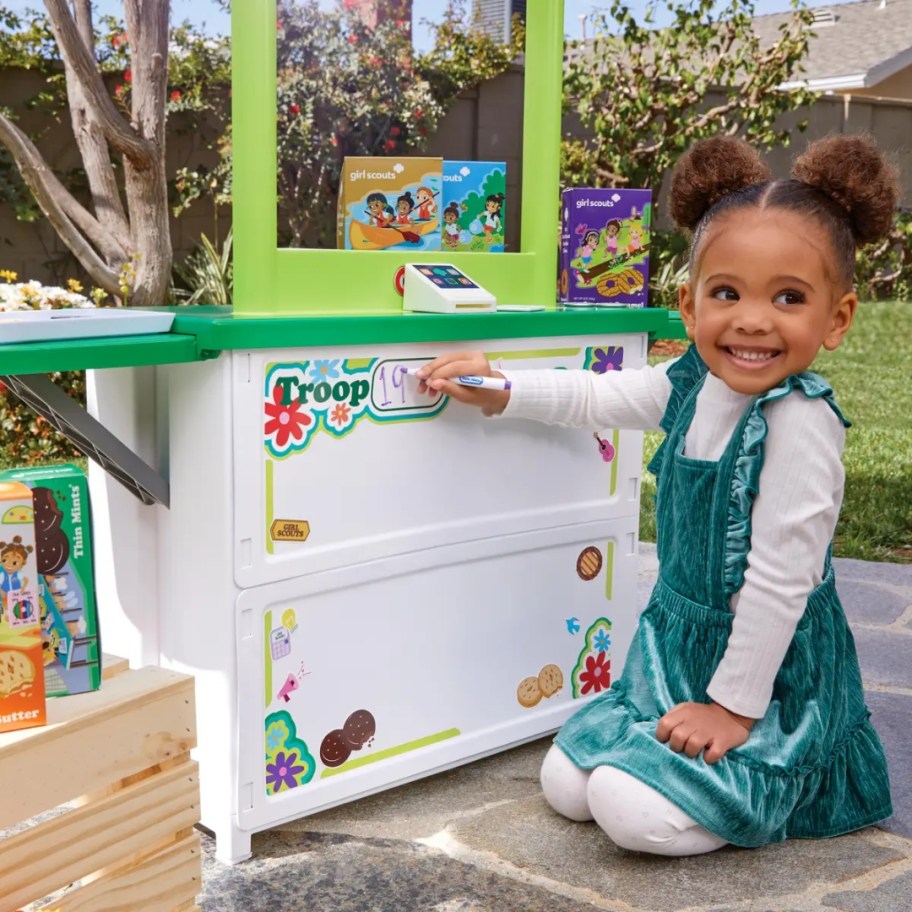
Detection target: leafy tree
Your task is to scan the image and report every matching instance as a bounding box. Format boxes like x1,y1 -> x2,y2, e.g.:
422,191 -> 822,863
0,0 -> 176,306
562,0 -> 818,204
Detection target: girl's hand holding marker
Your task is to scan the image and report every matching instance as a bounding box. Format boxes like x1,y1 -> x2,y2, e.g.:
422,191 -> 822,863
412,354 -> 511,416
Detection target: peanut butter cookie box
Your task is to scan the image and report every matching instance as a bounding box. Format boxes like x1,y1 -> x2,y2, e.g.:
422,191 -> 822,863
0,464 -> 101,699
0,479 -> 45,733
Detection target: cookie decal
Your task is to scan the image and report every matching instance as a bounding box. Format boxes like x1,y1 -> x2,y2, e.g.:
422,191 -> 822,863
517,664 -> 564,709
537,663 -> 564,698
576,546 -> 603,581
516,676 -> 543,708
319,708 -> 377,770
343,709 -> 376,749
319,729 -> 351,768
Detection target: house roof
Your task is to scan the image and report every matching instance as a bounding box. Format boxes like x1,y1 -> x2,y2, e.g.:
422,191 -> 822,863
753,0 -> 912,90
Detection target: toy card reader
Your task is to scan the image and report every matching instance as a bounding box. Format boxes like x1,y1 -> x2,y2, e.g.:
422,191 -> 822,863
402,263 -> 496,314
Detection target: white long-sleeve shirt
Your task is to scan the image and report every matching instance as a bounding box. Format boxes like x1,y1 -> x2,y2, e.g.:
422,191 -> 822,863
497,359 -> 846,719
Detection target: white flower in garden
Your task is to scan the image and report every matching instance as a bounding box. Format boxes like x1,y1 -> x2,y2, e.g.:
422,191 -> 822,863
0,277 -> 95,312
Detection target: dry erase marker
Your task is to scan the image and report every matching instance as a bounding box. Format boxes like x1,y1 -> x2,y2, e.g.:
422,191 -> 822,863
455,375 -> 512,391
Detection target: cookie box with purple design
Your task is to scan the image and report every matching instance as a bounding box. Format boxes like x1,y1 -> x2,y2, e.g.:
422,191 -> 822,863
440,160 -> 506,253
559,188 -> 652,307
0,463 -> 100,697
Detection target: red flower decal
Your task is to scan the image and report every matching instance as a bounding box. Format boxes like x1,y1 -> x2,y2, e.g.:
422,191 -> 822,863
265,385 -> 311,448
289,103 -> 301,115
170,90 -> 181,102
579,652 -> 610,695
384,140 -> 396,152
124,69 -> 132,83
329,403 -> 352,427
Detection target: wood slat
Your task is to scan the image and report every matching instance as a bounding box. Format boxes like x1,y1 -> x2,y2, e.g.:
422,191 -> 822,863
0,760 -> 199,912
0,666 -> 195,829
32,831 -> 201,912
101,653 -> 130,680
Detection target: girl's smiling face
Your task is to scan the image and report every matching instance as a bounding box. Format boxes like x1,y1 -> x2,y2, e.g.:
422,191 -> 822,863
678,208 -> 856,395
444,210 -> 457,223
368,198 -> 384,215
397,200 -> 411,215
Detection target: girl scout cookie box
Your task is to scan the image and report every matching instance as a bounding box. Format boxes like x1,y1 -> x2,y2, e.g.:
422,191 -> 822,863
337,156 -> 442,252
0,479 -> 45,733
559,188 -> 652,307
440,160 -> 506,252
0,464 -> 100,698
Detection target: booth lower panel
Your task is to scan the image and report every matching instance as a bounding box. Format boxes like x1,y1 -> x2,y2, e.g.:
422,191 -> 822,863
234,515 -> 639,838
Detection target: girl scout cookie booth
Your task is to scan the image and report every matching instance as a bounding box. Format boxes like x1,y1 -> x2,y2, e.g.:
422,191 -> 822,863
79,0 -> 669,863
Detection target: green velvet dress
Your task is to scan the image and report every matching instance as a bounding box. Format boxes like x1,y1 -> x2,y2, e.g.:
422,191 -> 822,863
555,347 -> 892,847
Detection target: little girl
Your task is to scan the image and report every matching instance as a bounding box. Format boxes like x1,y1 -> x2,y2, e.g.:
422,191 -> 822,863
478,192 -> 505,242
577,228 -> 600,269
416,134 -> 898,856
442,203 -> 461,248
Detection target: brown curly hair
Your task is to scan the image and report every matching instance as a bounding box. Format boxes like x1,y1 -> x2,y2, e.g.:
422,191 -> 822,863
669,134 -> 901,290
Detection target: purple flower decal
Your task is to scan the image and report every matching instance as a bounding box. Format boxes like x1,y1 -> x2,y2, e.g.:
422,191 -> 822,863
592,346 -> 623,374
266,750 -> 307,794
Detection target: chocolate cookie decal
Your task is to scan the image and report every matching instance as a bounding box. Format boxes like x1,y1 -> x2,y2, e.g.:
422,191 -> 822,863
342,709 -> 376,750
320,708 -> 377,770
319,729 -> 351,768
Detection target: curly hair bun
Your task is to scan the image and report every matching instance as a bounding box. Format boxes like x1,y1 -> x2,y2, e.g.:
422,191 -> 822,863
670,136 -> 772,232
792,135 -> 900,246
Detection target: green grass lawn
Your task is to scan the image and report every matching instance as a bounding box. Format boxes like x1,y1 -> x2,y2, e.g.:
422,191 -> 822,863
640,301 -> 912,563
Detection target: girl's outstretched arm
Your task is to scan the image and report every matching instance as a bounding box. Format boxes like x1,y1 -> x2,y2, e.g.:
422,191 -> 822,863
417,350 -> 675,429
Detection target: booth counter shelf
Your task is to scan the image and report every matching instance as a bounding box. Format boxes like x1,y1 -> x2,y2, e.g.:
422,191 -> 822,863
0,305 -> 674,374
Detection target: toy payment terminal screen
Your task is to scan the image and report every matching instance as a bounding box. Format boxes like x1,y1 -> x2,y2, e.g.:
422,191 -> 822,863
415,265 -> 478,289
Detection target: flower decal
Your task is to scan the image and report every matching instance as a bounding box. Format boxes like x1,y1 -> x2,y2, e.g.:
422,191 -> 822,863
265,718 -> 290,752
591,346 -> 624,374
578,652 -> 611,695
266,750 -> 308,794
309,359 -> 340,382
329,402 -> 352,428
571,617 -> 614,698
265,385 -> 312,449
265,710 -> 315,796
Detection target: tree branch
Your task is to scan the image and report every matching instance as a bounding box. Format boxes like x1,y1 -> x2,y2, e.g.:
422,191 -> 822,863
0,112 -> 122,291
63,0 -> 131,239
43,0 -> 154,164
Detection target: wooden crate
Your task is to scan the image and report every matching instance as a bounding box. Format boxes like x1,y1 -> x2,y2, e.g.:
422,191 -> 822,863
0,656 -> 201,912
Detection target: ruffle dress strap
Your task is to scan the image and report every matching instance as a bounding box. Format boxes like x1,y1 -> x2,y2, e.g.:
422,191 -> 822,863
723,371 -> 850,597
646,345 -> 707,477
